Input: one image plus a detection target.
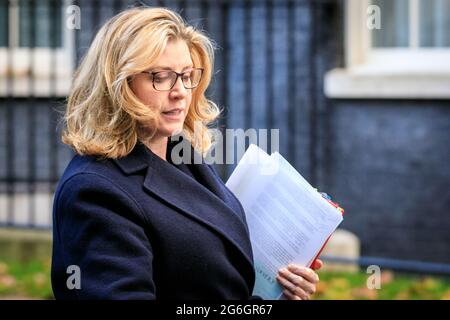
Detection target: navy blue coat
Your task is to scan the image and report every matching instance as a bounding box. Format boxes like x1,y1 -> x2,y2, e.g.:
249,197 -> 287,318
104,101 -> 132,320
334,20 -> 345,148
51,137 -> 257,300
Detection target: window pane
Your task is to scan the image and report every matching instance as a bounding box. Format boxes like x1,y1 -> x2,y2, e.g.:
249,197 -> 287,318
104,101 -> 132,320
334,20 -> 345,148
420,0 -> 450,47
0,1 -> 8,46
19,0 -> 62,48
370,0 -> 409,47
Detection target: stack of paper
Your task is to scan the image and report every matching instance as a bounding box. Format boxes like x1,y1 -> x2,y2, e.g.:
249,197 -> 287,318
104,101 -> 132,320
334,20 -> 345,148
226,144 -> 344,300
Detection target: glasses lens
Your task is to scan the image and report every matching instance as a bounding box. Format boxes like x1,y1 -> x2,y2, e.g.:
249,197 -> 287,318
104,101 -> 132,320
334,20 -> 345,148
184,69 -> 203,89
153,71 -> 176,91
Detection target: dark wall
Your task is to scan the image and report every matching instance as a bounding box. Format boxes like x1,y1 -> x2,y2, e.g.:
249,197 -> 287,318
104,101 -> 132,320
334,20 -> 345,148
0,99 -> 70,184
327,100 -> 450,263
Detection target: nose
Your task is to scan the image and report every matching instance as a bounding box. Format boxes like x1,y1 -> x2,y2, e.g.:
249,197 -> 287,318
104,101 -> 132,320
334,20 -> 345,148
169,76 -> 188,99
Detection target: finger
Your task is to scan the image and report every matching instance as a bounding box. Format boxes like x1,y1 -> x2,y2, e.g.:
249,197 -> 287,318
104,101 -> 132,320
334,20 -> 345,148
282,289 -> 301,300
311,259 -> 323,270
279,269 -> 316,295
276,273 -> 311,300
287,264 -> 320,283
287,264 -> 320,284
277,275 -> 310,299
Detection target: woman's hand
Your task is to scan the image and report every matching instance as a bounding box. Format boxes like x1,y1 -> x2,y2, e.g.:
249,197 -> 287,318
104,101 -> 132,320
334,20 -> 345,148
276,259 -> 323,300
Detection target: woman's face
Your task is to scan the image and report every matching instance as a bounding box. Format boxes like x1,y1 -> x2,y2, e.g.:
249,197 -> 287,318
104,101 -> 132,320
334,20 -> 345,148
130,39 -> 193,139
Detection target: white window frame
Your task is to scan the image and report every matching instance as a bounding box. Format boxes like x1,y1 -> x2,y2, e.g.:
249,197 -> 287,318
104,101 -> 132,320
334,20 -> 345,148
0,0 -> 74,97
325,0 -> 450,99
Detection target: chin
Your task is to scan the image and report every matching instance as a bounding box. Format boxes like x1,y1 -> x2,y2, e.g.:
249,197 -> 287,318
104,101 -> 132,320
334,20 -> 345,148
159,124 -> 184,137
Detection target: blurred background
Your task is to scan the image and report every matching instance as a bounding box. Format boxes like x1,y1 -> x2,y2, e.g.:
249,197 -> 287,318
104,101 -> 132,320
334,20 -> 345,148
0,0 -> 449,299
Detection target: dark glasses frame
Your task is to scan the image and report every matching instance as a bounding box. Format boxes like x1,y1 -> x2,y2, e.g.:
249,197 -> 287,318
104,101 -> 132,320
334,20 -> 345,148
141,67 -> 204,91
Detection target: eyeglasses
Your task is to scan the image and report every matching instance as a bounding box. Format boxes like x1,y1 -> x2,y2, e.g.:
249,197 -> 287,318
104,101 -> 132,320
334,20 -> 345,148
142,68 -> 204,91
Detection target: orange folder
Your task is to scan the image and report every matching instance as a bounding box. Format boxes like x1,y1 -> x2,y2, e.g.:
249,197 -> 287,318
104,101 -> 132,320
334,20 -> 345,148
309,197 -> 345,268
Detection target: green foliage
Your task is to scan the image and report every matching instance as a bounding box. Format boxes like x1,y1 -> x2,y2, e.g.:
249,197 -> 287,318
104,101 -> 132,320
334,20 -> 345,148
314,270 -> 450,300
0,258 -> 53,300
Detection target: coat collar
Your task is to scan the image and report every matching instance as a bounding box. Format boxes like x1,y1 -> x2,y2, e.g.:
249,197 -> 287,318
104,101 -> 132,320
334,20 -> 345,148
113,137 -> 255,285
112,143 -> 150,175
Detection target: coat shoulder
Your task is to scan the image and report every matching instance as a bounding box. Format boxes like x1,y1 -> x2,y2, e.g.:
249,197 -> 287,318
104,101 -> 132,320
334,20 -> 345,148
59,154 -> 120,184
54,155 -> 144,216
53,155 -> 148,234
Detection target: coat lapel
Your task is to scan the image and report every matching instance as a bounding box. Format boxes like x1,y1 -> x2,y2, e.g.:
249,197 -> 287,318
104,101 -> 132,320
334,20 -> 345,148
113,140 -> 255,274
166,137 -> 249,225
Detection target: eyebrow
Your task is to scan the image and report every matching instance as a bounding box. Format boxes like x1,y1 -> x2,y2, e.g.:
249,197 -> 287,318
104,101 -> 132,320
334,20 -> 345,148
151,65 -> 193,72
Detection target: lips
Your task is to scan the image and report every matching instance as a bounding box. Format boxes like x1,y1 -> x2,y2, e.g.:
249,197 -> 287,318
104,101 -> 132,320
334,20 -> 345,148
161,108 -> 184,121
161,108 -> 184,115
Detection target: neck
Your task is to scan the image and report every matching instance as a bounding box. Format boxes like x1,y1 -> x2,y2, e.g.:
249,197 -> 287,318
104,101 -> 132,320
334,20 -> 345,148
143,135 -> 168,161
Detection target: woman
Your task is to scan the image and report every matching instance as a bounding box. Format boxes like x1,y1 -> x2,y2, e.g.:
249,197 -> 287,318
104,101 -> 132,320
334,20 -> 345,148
51,7 -> 322,300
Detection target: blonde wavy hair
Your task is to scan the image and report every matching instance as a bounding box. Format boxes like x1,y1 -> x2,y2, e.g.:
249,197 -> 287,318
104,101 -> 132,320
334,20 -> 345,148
62,7 -> 220,159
